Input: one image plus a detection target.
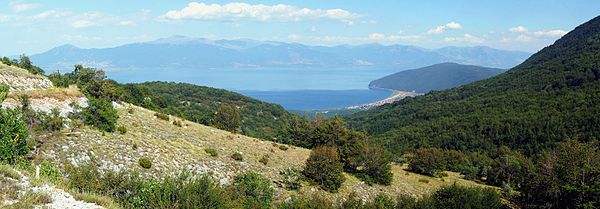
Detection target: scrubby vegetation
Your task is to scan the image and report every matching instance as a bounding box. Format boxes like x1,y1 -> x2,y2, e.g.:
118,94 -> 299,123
284,116 -> 393,186
231,153 -> 243,161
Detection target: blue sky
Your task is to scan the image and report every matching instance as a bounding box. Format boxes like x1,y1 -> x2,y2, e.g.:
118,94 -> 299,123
1,0 -> 599,55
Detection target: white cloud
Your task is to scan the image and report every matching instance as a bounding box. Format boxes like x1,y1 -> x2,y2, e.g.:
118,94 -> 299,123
445,21 -> 462,29
32,10 -> 71,20
308,25 -> 317,32
10,1 -> 41,12
533,29 -> 567,37
368,33 -> 385,40
444,33 -> 485,44
118,20 -> 134,26
427,21 -> 462,34
159,2 -> 358,24
287,34 -> 302,41
71,20 -> 94,28
509,26 -> 528,33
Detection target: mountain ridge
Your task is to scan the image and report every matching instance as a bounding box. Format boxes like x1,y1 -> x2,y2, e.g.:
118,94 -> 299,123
30,37 -> 531,71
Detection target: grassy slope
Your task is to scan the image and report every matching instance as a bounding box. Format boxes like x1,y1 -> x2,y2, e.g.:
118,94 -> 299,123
32,102 -> 490,201
0,63 -> 45,79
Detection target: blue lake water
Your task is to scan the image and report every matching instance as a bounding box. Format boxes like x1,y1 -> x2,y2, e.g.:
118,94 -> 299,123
107,67 -> 399,110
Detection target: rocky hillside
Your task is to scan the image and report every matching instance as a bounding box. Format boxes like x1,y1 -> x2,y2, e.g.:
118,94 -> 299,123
32,102 -> 488,201
0,63 -> 87,117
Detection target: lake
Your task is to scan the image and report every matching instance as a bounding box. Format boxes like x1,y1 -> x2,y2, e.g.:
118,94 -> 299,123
107,67 -> 399,110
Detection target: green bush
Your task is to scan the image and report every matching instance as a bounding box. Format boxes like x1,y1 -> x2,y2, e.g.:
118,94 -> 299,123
172,120 -> 183,127
259,154 -> 269,165
116,126 -> 127,134
0,107 -> 30,164
278,145 -> 289,151
138,157 -> 152,169
39,161 -> 61,181
230,172 -> 274,209
303,146 -> 345,193
231,153 -> 243,161
279,168 -> 302,190
82,98 -> 118,132
154,112 -> 169,121
204,148 -> 218,157
430,184 -> 503,209
65,163 -> 231,209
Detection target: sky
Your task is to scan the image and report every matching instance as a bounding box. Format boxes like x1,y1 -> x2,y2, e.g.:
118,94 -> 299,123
1,0 -> 599,55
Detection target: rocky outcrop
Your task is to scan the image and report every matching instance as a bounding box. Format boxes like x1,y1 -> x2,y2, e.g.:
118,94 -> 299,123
0,73 -> 53,91
0,70 -> 87,117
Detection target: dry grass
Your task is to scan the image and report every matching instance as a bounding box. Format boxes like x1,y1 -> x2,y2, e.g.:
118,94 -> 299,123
71,191 -> 121,209
33,102 -> 495,202
0,63 -> 45,79
7,87 -> 83,100
4,191 -> 53,209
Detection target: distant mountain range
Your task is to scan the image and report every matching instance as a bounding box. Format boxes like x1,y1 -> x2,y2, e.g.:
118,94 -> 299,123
369,63 -> 505,93
30,36 -> 531,71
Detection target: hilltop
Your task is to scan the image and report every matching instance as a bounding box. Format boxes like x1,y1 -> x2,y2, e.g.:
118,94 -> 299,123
369,62 -> 505,93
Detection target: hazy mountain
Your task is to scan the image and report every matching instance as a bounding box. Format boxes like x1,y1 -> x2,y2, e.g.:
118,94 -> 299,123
369,63 -> 505,93
30,36 -> 531,71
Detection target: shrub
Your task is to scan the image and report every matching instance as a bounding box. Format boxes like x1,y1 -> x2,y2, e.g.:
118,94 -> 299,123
430,184 -> 503,209
39,161 -> 61,181
116,126 -> 127,134
230,172 -> 274,209
127,108 -> 134,114
154,112 -> 169,121
259,155 -> 269,165
172,120 -> 183,127
279,168 -> 302,190
0,107 -> 30,164
278,145 -> 289,151
82,98 -> 118,132
231,153 -> 243,161
138,157 -> 152,169
213,104 -> 241,133
205,148 -> 218,157
366,193 -> 396,209
418,179 -> 430,184
65,163 -> 231,209
38,109 -> 65,131
303,146 -> 345,192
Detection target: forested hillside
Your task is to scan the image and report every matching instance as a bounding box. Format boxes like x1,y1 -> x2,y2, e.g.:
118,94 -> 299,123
369,63 -> 505,93
348,16 -> 600,155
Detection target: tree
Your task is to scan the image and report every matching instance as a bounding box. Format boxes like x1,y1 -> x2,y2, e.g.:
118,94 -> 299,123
213,104 -> 241,133
303,146 -> 345,192
519,140 -> 600,208
0,86 -> 30,164
230,172 -> 274,209
19,54 -> 44,75
310,116 -> 348,148
408,147 -> 447,177
82,98 -> 118,132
